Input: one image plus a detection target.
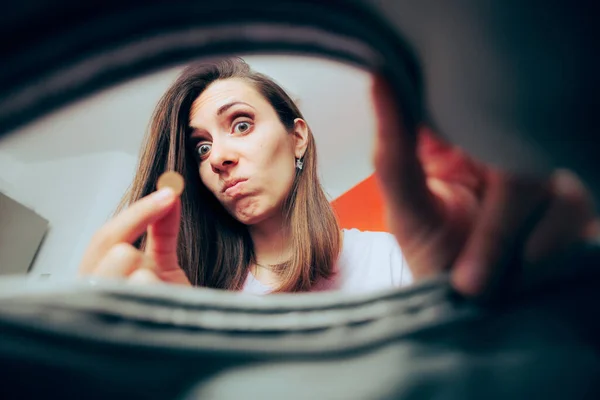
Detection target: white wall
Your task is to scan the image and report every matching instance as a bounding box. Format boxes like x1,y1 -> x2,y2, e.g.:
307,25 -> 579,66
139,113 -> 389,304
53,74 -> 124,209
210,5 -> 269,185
0,55 -> 375,279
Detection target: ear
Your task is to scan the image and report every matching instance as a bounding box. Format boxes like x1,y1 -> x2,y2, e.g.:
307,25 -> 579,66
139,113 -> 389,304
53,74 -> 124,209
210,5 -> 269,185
292,118 -> 309,159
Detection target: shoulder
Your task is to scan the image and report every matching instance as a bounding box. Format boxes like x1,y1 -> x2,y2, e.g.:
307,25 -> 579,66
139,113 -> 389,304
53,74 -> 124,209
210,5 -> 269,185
336,228 -> 412,288
341,228 -> 399,251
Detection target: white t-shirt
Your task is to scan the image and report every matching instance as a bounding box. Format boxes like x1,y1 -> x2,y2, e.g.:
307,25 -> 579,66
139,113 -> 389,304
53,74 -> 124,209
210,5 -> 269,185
242,228 -> 413,295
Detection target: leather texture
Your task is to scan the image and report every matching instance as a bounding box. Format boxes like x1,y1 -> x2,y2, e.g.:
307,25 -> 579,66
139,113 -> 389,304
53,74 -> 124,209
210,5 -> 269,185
0,244 -> 598,399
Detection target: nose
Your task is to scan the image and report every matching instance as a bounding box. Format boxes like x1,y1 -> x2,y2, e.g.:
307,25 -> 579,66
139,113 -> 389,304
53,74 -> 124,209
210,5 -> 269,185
208,140 -> 238,174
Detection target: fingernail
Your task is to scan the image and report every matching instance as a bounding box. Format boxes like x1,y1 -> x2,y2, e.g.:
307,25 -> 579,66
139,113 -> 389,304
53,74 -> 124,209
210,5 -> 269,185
553,169 -> 584,196
452,263 -> 487,298
153,188 -> 176,205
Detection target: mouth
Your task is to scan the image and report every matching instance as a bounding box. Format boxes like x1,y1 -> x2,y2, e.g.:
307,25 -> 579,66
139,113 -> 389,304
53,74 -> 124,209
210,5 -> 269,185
222,178 -> 248,196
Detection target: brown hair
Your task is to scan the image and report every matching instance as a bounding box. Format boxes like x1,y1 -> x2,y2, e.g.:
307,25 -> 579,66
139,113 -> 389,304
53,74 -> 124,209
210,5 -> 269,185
116,58 -> 341,292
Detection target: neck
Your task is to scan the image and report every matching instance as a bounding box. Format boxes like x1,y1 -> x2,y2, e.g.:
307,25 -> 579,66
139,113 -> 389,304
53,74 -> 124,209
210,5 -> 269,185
248,215 -> 292,266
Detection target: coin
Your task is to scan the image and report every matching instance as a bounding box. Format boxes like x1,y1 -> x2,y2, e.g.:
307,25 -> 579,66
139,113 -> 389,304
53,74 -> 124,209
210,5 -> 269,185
157,171 -> 184,196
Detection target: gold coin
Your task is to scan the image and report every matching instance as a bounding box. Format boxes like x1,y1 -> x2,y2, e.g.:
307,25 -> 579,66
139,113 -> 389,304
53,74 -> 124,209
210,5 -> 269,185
157,171 -> 184,196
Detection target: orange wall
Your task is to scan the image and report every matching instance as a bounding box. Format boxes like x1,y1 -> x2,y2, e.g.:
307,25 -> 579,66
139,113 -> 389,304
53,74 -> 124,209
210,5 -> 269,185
330,173 -> 388,232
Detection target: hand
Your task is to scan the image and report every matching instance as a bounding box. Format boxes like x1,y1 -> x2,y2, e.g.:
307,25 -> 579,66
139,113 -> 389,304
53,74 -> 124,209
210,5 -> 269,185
371,75 -> 597,297
78,188 -> 191,286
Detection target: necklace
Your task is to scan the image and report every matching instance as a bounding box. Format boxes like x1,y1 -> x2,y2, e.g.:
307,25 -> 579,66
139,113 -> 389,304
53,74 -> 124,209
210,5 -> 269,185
255,262 -> 277,271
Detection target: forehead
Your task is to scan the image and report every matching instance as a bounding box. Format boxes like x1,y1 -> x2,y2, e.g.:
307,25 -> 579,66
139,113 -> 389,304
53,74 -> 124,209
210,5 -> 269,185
189,78 -> 265,123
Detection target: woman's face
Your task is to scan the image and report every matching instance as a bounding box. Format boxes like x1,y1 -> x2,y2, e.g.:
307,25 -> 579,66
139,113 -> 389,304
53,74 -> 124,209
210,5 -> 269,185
188,78 -> 308,226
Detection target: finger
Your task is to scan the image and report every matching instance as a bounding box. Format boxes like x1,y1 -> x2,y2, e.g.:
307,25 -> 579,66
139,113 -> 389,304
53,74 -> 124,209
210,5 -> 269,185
128,268 -> 162,285
583,219 -> 600,239
371,75 -> 443,243
451,171 -> 551,297
522,170 -> 596,284
89,243 -> 154,279
419,126 -> 486,194
146,196 -> 182,269
79,188 -> 176,275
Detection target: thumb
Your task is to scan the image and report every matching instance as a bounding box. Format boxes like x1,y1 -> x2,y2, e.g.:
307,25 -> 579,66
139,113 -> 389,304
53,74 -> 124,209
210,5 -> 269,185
371,75 -> 443,244
145,189 -> 182,271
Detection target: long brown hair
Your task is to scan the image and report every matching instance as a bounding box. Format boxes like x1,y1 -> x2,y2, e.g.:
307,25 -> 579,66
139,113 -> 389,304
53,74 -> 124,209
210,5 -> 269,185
116,58 -> 341,292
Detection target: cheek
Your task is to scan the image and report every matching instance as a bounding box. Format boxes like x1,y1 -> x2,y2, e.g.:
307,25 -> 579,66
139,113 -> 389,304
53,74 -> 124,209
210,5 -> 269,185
263,147 -> 296,196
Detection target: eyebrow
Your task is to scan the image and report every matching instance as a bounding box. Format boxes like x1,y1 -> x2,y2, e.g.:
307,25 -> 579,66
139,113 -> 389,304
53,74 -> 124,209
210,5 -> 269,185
216,101 -> 255,116
189,101 -> 255,138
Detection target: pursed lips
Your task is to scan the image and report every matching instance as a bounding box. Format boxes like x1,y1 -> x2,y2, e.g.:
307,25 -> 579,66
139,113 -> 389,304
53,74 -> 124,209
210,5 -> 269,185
222,178 -> 248,196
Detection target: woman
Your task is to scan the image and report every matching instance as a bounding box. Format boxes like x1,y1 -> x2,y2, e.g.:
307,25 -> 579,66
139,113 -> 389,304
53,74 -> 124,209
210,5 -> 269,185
79,58 -> 597,296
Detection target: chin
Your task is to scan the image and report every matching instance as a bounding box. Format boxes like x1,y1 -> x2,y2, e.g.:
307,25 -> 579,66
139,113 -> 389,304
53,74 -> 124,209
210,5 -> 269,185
228,200 -> 267,226
224,194 -> 281,227
232,211 -> 269,226
236,215 -> 263,226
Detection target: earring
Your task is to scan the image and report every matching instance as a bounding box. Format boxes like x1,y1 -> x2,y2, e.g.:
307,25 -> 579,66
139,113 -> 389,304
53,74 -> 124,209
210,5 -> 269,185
295,158 -> 304,170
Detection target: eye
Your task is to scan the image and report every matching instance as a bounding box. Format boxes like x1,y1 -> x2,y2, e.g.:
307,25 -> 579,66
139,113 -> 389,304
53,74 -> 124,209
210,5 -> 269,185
233,121 -> 252,134
196,143 -> 212,159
